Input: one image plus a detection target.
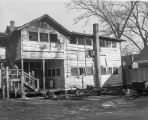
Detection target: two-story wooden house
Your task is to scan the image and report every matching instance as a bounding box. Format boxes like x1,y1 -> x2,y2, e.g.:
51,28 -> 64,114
5,14 -> 123,91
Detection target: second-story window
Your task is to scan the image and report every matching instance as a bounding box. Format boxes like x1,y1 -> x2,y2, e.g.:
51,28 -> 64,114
78,38 -> 85,45
106,41 -> 112,48
112,42 -> 117,48
100,40 -> 106,47
70,36 -> 77,44
29,32 -> 38,41
86,38 -> 92,46
40,33 -> 48,42
50,34 -> 57,42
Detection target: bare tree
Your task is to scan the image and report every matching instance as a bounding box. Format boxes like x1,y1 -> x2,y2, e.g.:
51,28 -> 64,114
68,0 -> 143,52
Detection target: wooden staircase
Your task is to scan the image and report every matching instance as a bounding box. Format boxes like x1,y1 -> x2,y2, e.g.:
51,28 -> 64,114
2,67 -> 40,98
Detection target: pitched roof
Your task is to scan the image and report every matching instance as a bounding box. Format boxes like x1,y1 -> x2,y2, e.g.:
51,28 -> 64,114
18,14 -> 71,36
134,47 -> 148,63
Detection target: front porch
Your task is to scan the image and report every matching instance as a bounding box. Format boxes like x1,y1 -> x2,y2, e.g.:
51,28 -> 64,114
16,59 -> 65,90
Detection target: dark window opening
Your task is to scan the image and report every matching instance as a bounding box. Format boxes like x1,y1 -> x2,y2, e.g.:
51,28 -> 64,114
48,69 -> 52,77
50,34 -> 57,42
40,22 -> 48,29
113,67 -> 118,74
52,69 -> 56,77
100,40 -> 106,47
29,32 -> 38,41
86,38 -> 92,46
78,38 -> 85,45
40,33 -> 48,42
79,68 -> 85,75
57,68 -> 60,76
70,36 -> 77,44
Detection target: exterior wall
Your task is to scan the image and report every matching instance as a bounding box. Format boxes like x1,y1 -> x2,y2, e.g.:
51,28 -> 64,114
100,42 -> 122,87
20,22 -> 67,60
46,60 -> 65,89
64,41 -> 94,89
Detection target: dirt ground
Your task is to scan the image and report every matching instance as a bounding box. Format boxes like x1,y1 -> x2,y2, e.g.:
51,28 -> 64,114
0,96 -> 148,120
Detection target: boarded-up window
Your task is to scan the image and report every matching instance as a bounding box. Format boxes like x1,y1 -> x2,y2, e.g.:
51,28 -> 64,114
101,66 -> 106,75
71,68 -> 78,76
112,42 -> 116,48
86,67 -> 93,75
29,32 -> 38,41
40,33 -> 48,42
100,40 -> 106,47
50,34 -> 57,42
86,38 -> 92,46
57,68 -> 60,76
113,67 -> 118,74
70,36 -> 77,44
106,41 -> 112,47
78,38 -> 85,45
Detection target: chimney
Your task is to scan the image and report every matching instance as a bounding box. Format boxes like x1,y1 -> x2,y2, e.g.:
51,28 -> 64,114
9,20 -> 16,32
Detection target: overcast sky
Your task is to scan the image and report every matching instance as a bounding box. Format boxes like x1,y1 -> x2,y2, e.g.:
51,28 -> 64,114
0,0 -> 97,34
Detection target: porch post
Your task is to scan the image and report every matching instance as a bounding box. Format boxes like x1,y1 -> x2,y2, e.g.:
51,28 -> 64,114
43,59 -> 45,90
21,59 -> 25,97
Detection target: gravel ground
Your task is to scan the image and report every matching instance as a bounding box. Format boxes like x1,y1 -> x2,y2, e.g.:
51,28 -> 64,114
0,96 -> 148,120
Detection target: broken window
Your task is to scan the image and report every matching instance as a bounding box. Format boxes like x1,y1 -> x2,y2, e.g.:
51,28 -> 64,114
40,33 -> 48,42
71,68 -> 78,76
86,67 -> 93,75
29,32 -> 38,41
50,34 -> 57,42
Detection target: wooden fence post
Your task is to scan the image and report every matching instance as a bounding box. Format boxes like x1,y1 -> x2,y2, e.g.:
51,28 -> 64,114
6,67 -> 9,99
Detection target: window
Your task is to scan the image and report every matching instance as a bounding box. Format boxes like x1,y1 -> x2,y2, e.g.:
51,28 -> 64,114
79,68 -> 85,75
47,69 -> 52,77
78,38 -> 85,45
71,68 -> 78,76
107,67 -> 112,74
40,33 -> 48,42
70,36 -> 77,44
101,66 -> 106,75
86,67 -> 93,75
29,32 -> 38,41
86,38 -> 92,46
50,34 -> 57,42
57,68 -> 60,76
106,41 -> 112,48
100,40 -> 106,47
35,62 -> 42,68
52,69 -> 56,77
112,42 -> 116,48
113,67 -> 118,74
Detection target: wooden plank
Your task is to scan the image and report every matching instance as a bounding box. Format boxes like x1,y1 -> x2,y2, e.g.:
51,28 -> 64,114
6,67 -> 9,99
